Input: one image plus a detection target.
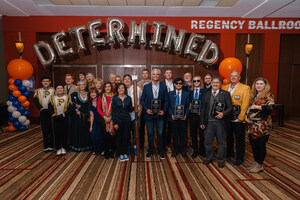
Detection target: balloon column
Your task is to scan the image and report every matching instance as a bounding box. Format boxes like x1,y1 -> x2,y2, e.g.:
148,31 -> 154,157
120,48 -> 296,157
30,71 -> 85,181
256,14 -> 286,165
6,59 -> 34,132
219,57 -> 243,86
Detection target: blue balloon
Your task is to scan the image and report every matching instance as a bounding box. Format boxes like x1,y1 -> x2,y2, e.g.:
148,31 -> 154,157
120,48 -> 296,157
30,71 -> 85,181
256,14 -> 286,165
8,112 -> 12,116
19,85 -> 27,93
8,116 -> 17,122
8,95 -> 17,102
17,106 -> 26,113
14,79 -> 23,87
12,100 -> 21,107
13,121 -> 21,128
9,91 -> 13,95
23,91 -> 30,98
23,110 -> 30,117
19,125 -> 27,131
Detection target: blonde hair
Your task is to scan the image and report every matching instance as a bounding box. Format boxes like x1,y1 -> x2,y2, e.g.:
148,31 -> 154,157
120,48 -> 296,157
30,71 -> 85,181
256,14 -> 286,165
94,78 -> 103,89
191,75 -> 204,91
251,77 -> 271,99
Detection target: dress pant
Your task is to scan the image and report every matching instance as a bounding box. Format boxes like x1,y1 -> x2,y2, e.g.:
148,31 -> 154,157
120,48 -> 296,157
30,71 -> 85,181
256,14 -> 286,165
40,110 -> 54,149
146,119 -> 164,154
190,114 -> 205,155
53,118 -> 68,149
115,119 -> 131,155
249,135 -> 269,165
171,120 -> 187,153
204,120 -> 227,162
227,122 -> 245,161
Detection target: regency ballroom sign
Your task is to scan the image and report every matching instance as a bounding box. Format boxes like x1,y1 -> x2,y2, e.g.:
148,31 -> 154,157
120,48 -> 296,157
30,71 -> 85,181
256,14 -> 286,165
33,18 -> 219,67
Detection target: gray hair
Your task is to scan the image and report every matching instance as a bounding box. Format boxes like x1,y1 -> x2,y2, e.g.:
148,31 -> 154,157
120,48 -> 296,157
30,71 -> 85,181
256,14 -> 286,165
230,70 -> 241,78
152,69 -> 161,75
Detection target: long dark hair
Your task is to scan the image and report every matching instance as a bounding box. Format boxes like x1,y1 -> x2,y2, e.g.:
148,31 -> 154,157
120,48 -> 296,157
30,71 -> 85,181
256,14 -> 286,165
88,87 -> 99,106
115,83 -> 127,97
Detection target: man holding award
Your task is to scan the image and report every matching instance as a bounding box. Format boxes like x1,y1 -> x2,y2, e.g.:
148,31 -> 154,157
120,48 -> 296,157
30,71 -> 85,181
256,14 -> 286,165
168,78 -> 190,157
200,76 -> 232,168
141,69 -> 169,160
222,70 -> 250,166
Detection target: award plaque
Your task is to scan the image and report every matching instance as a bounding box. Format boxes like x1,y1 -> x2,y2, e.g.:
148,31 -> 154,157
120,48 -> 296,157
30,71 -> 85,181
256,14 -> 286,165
231,105 -> 241,120
151,99 -> 161,114
211,101 -> 225,117
191,100 -> 201,114
174,105 -> 185,119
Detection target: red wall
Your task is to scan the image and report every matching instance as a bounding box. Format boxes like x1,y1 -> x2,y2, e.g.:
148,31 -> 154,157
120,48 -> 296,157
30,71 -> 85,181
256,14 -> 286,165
2,16 -> 299,117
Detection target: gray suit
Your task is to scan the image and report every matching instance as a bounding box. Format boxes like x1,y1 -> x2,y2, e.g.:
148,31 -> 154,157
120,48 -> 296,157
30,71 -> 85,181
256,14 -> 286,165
200,89 -> 232,162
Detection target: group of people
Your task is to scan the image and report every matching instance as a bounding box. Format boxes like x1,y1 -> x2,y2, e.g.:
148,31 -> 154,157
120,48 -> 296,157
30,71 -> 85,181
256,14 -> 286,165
34,68 -> 274,173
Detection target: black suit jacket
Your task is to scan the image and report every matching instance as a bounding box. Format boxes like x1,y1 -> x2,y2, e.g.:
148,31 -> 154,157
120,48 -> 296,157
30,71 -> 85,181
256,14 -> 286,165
200,89 -> 232,126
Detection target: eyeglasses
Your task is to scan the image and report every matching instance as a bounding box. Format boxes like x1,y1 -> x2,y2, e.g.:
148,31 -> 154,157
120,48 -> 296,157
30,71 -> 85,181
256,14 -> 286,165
193,80 -> 200,83
175,82 -> 183,85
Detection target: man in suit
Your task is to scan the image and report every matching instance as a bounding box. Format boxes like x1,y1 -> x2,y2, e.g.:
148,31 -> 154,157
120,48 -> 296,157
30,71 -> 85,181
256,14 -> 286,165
161,69 -> 174,150
137,69 -> 151,148
204,74 -> 212,89
64,74 -> 78,96
222,70 -> 250,165
200,76 -> 232,168
141,69 -> 169,159
182,72 -> 193,91
168,78 -> 190,157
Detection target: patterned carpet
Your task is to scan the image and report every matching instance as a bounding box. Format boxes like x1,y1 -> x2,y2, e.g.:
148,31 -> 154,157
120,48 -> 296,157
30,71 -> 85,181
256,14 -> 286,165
0,120 -> 299,200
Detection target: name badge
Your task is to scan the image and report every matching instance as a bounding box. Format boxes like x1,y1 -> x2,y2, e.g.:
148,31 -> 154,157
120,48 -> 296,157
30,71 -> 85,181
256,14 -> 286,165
234,95 -> 240,101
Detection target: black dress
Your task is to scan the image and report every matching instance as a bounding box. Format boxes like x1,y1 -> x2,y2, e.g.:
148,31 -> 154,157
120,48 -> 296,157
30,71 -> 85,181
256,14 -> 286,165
69,92 -> 92,151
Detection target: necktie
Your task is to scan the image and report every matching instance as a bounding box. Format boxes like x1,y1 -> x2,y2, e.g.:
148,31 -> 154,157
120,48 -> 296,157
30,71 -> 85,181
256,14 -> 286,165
175,92 -> 180,105
194,89 -> 199,100
213,91 -> 216,96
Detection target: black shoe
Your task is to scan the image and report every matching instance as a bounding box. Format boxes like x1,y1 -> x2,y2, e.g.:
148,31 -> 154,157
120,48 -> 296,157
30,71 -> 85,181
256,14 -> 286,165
234,159 -> 243,165
192,152 -> 198,158
146,152 -> 152,160
218,161 -> 225,168
203,159 -> 212,165
227,153 -> 235,158
104,151 -> 109,159
109,151 -> 114,158
159,152 -> 165,160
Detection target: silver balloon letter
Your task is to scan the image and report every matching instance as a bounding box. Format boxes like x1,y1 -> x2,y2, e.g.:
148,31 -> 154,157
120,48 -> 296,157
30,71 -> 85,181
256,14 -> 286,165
163,25 -> 186,53
197,40 -> 219,65
87,19 -> 106,47
149,21 -> 166,48
51,30 -> 74,58
107,18 -> 126,44
32,41 -> 56,67
128,20 -> 148,45
184,33 -> 205,61
69,25 -> 86,53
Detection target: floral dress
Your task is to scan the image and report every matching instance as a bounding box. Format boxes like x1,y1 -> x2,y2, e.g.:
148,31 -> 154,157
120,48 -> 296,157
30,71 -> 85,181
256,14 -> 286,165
247,92 -> 275,139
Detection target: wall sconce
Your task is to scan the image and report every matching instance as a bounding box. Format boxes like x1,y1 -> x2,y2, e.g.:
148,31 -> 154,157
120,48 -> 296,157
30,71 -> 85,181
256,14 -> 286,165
15,41 -> 24,58
245,43 -> 253,57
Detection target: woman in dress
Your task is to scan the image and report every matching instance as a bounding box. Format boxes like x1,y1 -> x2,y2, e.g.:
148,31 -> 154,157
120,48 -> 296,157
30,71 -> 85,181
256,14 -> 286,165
97,82 -> 115,159
111,83 -> 133,161
70,81 -> 92,151
245,77 -> 274,173
88,87 -> 103,155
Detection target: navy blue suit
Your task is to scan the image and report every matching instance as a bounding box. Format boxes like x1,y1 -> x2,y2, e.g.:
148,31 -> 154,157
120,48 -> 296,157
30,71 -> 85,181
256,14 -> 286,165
168,90 -> 190,153
141,82 -> 169,154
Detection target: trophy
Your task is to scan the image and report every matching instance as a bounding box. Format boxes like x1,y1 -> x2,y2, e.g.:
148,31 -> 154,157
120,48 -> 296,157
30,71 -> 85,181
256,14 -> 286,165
174,105 -> 185,119
211,101 -> 225,117
191,100 -> 201,114
231,105 -> 240,120
151,99 -> 161,114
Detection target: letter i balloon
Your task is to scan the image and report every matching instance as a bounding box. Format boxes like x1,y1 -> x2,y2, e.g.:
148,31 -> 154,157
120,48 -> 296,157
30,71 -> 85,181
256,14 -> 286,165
7,59 -> 33,132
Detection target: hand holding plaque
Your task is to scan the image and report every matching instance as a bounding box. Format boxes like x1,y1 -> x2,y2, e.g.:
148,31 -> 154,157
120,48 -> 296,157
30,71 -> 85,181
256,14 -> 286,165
211,101 -> 225,117
174,105 -> 185,119
191,100 -> 201,114
231,105 -> 240,120
151,99 -> 161,114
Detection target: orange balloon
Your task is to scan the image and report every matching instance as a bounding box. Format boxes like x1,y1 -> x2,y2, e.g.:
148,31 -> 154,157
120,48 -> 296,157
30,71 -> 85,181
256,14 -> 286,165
8,84 -> 18,91
223,78 -> 230,85
21,101 -> 30,107
8,121 -> 13,125
8,125 -> 17,132
8,78 -> 15,84
7,59 -> 34,80
220,84 -> 225,89
18,95 -> 27,103
12,90 -> 21,97
25,106 -> 29,110
219,57 -> 243,78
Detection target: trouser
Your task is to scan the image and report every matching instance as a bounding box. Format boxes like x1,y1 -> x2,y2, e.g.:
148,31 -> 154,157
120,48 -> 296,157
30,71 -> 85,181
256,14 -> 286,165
139,111 -> 146,148
172,120 -> 187,153
146,119 -> 164,154
91,121 -> 103,154
249,135 -> 269,165
190,115 -> 205,155
104,132 -> 115,152
115,119 -> 131,156
227,122 -> 245,160
163,114 -> 173,148
40,110 -> 54,149
204,120 -> 227,162
53,118 -> 68,149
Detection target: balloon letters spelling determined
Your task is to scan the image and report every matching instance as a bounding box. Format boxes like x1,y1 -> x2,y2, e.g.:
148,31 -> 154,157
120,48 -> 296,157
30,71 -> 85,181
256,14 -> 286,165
33,18 -> 219,67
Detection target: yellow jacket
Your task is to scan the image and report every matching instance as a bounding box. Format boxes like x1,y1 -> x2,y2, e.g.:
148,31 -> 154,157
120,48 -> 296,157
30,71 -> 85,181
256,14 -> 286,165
222,83 -> 250,122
